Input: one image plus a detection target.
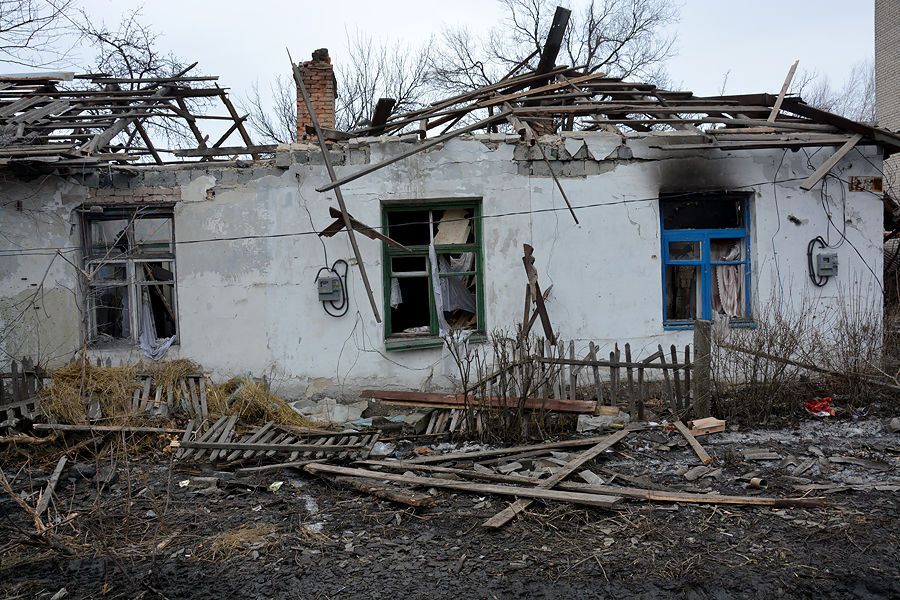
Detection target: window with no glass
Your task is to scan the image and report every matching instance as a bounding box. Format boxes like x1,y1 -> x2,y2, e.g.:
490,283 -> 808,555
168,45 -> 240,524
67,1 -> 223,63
660,193 -> 751,327
382,201 -> 484,349
80,206 -> 178,345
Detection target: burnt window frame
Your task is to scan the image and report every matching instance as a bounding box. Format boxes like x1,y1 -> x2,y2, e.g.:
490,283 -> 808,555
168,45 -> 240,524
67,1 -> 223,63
79,205 -> 179,346
381,199 -> 485,351
660,192 -> 752,329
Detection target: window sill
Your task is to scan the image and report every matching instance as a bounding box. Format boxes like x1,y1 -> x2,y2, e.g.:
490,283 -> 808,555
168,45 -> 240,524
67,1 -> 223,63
663,320 -> 755,331
385,333 -> 487,352
88,339 -> 180,349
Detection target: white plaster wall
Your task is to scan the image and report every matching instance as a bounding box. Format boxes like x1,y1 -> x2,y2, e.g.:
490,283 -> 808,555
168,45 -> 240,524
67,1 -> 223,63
0,134 -> 884,399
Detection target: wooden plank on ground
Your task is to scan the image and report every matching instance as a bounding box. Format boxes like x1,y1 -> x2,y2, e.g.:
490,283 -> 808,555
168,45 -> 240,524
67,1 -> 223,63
482,429 -> 630,528
173,441 -> 365,453
209,415 -> 237,462
34,456 -> 67,516
33,423 -> 185,434
226,422 -> 273,462
673,420 -> 713,465
185,416 -> 227,461
360,461 -> 827,508
331,476 -> 437,508
305,463 -> 622,509
409,432 -> 636,464
360,390 -> 596,414
176,419 -> 194,459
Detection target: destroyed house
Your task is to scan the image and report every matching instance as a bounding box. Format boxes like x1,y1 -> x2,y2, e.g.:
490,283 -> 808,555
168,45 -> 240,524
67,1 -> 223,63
0,53 -> 896,400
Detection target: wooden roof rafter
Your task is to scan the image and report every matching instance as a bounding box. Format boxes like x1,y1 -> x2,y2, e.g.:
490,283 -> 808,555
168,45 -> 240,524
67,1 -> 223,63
0,66 -> 258,169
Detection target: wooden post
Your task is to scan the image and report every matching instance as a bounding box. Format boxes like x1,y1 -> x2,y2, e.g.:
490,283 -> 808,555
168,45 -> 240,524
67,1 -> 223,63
693,320 -> 713,418
624,343 -> 635,416
589,342 -> 603,404
683,344 -> 692,408
568,340 -> 577,400
670,344 -> 683,412
290,53 -> 383,323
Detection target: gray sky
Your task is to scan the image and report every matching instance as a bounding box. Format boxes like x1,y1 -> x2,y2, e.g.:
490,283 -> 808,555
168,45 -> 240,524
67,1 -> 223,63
70,0 -> 874,101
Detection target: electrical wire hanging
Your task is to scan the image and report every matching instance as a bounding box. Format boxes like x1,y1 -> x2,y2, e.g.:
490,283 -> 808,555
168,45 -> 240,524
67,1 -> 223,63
316,259 -> 349,317
807,236 -> 830,287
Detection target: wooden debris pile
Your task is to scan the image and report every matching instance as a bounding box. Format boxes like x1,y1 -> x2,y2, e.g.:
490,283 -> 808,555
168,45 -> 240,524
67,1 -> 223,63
298,425 -> 827,520
171,419 -> 379,473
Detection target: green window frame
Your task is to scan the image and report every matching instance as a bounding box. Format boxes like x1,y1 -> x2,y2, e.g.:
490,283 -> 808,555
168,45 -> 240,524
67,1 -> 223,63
382,199 -> 485,351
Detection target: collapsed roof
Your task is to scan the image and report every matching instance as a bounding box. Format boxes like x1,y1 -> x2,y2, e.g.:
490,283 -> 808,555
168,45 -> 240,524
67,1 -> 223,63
0,65 -> 265,169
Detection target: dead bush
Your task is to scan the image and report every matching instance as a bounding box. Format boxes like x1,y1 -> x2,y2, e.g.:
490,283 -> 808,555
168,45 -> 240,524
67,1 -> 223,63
445,329 -> 574,444
711,287 -> 899,424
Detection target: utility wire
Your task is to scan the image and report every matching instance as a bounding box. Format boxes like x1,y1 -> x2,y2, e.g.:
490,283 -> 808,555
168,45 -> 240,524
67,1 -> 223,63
0,177 -> 812,257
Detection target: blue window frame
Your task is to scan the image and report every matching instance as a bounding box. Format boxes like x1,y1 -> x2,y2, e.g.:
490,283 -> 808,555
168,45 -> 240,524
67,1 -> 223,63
660,193 -> 751,329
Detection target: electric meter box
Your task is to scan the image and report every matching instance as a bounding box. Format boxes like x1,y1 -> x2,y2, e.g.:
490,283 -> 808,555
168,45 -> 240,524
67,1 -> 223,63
317,275 -> 343,302
816,252 -> 838,277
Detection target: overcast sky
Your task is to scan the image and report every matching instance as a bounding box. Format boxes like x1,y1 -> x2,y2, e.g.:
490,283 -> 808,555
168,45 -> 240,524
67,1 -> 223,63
2,0 -> 877,112
66,0 -> 874,97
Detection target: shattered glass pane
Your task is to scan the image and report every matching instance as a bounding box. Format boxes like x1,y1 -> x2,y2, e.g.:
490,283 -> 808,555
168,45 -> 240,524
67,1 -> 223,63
665,265 -> 700,321
89,219 -> 130,256
137,261 -> 174,283
134,218 -> 173,253
90,285 -> 130,340
387,210 -> 430,246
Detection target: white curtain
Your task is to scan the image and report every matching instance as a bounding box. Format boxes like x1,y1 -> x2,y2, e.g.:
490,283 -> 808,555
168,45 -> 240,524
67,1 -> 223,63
714,243 -> 743,318
139,289 -> 176,360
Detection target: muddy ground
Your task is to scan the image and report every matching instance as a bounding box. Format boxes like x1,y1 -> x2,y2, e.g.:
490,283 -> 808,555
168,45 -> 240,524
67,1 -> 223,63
2,417 -> 898,599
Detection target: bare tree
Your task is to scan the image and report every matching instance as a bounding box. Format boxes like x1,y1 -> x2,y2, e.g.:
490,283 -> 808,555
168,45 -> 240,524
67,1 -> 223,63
243,74 -> 296,145
74,8 -> 188,83
429,0 -> 678,96
0,0 -> 75,67
71,8 -> 203,147
335,30 -> 432,130
791,58 -> 876,123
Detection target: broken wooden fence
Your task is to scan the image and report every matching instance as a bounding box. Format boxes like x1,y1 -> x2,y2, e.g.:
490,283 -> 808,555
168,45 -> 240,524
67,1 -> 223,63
473,339 -> 694,419
174,419 -> 378,466
0,358 -> 46,428
132,372 -> 208,420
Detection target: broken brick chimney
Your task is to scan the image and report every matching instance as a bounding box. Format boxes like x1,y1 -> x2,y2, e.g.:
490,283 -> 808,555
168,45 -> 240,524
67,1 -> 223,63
296,48 -> 337,139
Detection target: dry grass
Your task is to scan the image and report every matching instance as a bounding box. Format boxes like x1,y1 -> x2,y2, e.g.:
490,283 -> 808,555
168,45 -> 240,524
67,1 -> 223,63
40,357 -> 317,428
207,377 -> 317,427
41,358 -> 140,424
140,358 -> 200,392
203,524 -> 276,560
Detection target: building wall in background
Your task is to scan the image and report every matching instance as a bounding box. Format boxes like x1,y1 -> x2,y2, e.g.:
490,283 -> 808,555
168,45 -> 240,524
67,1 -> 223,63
0,134 -> 885,400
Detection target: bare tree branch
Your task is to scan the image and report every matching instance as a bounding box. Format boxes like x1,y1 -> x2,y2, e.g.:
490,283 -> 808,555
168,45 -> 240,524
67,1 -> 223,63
790,58 -> 875,123
241,74 -> 297,144
0,0 -> 76,68
430,0 -> 679,96
243,29 -> 433,140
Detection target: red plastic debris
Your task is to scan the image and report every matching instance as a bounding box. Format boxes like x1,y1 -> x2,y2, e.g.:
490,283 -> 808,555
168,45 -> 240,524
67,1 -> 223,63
804,397 -> 835,417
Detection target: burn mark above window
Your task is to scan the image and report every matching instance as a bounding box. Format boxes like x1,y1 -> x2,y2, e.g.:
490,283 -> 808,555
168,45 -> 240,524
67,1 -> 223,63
660,193 -> 751,328
661,193 -> 745,230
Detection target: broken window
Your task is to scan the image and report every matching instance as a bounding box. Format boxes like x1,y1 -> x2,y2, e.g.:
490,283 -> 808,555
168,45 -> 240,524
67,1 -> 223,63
383,202 -> 483,346
81,206 -> 178,349
660,193 -> 750,326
